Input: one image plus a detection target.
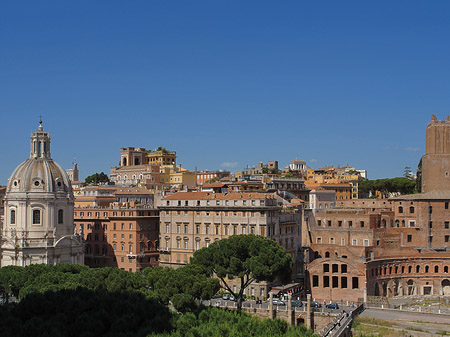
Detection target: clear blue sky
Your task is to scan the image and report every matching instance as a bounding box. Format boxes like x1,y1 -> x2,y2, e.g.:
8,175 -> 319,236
1,0 -> 450,185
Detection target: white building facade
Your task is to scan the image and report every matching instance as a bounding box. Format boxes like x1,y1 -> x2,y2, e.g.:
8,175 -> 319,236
1,122 -> 84,266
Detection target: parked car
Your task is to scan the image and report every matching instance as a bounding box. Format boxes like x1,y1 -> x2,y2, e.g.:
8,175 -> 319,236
291,300 -> 303,307
212,293 -> 222,299
229,295 -> 236,301
310,301 -> 322,308
222,294 -> 230,300
255,299 -> 263,304
272,298 -> 286,306
326,302 -> 339,309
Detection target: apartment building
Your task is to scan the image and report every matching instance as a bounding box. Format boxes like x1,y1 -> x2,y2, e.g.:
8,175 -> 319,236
158,191 -> 303,297
73,204 -> 159,272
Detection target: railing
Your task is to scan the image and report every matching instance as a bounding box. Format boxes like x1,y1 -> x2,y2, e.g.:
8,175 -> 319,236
319,303 -> 365,337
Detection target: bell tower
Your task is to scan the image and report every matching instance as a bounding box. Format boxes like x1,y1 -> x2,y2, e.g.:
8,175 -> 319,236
421,114 -> 450,193
30,120 -> 51,159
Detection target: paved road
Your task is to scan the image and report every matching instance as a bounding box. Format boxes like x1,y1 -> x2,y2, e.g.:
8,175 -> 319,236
361,308 -> 450,324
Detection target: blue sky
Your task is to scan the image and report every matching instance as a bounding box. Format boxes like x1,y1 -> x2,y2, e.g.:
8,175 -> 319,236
1,0 -> 449,184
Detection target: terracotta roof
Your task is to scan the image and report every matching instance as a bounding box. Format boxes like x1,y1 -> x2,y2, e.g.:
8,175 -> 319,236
391,190 -> 450,200
201,182 -> 227,188
163,191 -> 275,200
114,188 -> 154,195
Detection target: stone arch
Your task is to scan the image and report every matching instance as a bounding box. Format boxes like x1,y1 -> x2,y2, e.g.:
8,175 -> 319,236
407,279 -> 416,296
382,282 -> 387,297
325,251 -> 330,258
442,279 -> 450,295
374,282 -> 380,296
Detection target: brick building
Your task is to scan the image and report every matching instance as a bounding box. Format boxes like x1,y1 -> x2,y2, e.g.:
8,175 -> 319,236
73,204 -> 159,272
305,116 -> 450,302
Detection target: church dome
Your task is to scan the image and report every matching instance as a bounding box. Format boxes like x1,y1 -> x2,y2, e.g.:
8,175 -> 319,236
6,122 -> 73,196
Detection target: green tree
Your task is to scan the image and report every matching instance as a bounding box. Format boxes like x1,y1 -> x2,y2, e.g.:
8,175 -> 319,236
85,172 -> 109,185
416,158 -> 422,193
190,235 -> 293,310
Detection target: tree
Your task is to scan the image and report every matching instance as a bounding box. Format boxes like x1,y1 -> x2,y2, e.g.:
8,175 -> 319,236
85,172 -> 109,185
416,158 -> 422,193
190,235 -> 293,310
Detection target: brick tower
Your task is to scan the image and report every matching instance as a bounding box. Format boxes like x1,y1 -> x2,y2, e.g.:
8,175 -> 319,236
421,114 -> 450,193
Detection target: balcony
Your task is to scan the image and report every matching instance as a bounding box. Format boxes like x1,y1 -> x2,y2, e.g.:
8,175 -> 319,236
157,247 -> 171,253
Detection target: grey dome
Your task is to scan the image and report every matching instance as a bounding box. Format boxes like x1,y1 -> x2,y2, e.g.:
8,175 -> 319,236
7,158 -> 73,195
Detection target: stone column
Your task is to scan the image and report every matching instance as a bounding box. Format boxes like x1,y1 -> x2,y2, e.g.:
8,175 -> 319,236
269,292 -> 275,319
363,287 -> 367,305
306,293 -> 312,329
287,293 -> 294,325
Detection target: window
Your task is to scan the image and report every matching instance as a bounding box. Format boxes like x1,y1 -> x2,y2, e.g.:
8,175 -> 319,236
445,235 -> 449,243
323,264 -> 329,273
341,277 -> 348,288
332,264 -> 338,273
332,276 -> 338,288
177,240 -> 181,249
184,224 -> 188,233
330,237 -> 335,244
129,234 -> 133,239
360,221 -> 365,228
352,277 -> 359,289
327,220 -> 331,227
166,224 -> 169,233
10,210 -> 15,224
196,224 -> 200,234
446,202 -> 449,210
398,206 -> 403,213
177,224 -> 180,233
409,206 -> 414,214
196,241 -> 200,250
323,276 -> 329,288
445,222 -> 449,229
341,264 -> 347,273
33,210 -> 40,224
316,237 -> 322,244
184,240 -> 188,249
352,239 -> 357,246
341,238 -> 345,246
409,221 -> 415,227
338,221 -> 342,227
317,220 -> 321,226
113,244 -> 116,251
429,221 -> 433,229
407,235 -> 412,243
429,206 -> 433,214
364,239 -> 369,247
349,221 -> 353,227
312,275 -> 319,287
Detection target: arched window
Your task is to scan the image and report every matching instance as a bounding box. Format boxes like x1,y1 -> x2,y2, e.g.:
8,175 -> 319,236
445,266 -> 449,273
425,265 -> 429,273
58,209 -> 64,224
10,210 -> 15,224
435,266 -> 439,273
416,265 -> 420,273
325,251 -> 330,258
409,206 -> 414,214
398,206 -> 403,213
33,209 -> 40,224
408,266 -> 412,273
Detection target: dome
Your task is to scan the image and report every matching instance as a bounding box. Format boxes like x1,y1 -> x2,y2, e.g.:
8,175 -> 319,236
7,158 -> 73,195
6,121 -> 73,196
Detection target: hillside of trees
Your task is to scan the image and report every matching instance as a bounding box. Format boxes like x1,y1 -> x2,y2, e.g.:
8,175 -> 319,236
0,262 -> 317,337
359,177 -> 416,197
